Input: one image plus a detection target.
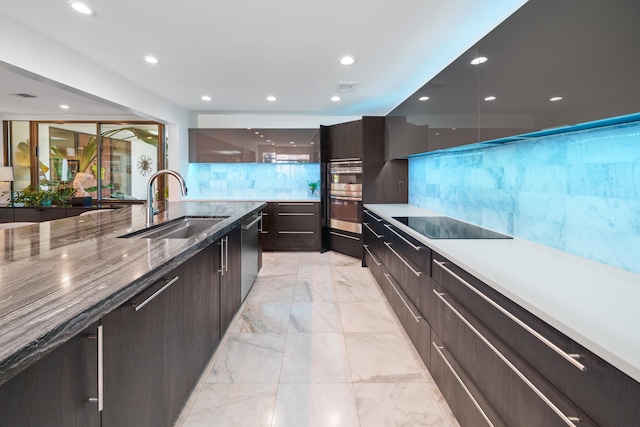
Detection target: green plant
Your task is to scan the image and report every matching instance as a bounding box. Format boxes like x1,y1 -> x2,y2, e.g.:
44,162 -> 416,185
308,181 -> 320,196
8,185 -> 55,207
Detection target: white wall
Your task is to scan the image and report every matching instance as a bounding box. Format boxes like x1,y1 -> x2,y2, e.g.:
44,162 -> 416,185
197,114 -> 361,129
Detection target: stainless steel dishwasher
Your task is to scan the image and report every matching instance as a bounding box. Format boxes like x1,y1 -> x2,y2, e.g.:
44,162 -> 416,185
241,212 -> 261,301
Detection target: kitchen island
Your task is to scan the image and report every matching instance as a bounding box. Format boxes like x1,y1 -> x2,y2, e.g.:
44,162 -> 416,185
0,201 -> 264,387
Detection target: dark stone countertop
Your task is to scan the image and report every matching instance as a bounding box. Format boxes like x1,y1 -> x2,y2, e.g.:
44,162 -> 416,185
0,201 -> 265,386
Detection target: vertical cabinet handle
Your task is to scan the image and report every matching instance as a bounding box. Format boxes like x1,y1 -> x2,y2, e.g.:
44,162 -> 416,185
87,325 -> 104,412
225,236 -> 229,273
219,237 -> 225,276
433,260 -> 585,372
432,290 -> 580,426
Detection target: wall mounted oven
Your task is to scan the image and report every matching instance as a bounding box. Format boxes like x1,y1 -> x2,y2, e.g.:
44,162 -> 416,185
328,158 -> 362,235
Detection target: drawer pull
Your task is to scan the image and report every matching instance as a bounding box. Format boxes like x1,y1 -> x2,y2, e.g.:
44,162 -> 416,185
87,325 -> 104,412
385,224 -> 422,251
278,231 -> 314,234
363,244 -> 381,266
278,213 -> 314,216
433,290 -> 581,426
133,276 -> 180,311
363,222 -> 383,238
384,273 -> 421,322
364,210 -> 382,222
432,342 -> 494,426
433,260 -> 586,372
278,202 -> 314,206
330,231 -> 360,241
384,242 -> 422,277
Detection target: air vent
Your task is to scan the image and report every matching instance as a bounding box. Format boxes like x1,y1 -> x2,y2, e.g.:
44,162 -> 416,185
335,81 -> 358,93
7,93 -> 38,99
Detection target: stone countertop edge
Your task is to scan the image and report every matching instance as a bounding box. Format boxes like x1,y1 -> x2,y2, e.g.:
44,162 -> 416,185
0,201 -> 266,386
364,203 -> 640,384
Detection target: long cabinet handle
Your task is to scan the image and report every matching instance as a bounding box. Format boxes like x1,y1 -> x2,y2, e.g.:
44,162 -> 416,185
363,244 -> 381,266
363,222 -> 383,238
278,213 -> 314,216
432,289 -> 581,426
278,202 -> 314,206
433,260 -> 585,372
134,276 -> 180,311
432,342 -> 494,426
87,325 -> 104,412
278,231 -> 315,234
219,238 -> 225,276
384,242 -> 422,277
384,273 -> 421,322
363,210 -> 382,222
243,215 -> 262,230
225,236 -> 229,273
384,224 -> 422,251
330,231 -> 360,241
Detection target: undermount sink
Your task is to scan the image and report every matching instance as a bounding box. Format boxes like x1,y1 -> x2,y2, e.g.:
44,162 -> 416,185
119,216 -> 229,239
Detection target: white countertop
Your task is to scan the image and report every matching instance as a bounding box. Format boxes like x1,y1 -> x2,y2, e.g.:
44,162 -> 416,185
365,204 -> 640,383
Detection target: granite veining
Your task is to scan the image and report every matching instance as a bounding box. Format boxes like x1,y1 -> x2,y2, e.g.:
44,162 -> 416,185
0,201 -> 265,385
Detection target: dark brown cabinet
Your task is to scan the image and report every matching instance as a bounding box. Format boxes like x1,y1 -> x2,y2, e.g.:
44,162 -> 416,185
0,207 -> 104,223
219,225 -> 242,335
325,120 -> 363,161
102,243 -> 220,427
261,202 -> 321,251
0,323 -> 101,427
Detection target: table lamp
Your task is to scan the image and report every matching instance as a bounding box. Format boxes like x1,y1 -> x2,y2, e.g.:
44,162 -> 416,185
0,166 -> 15,206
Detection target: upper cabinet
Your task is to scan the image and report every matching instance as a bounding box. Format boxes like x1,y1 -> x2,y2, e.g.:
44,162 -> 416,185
324,120 -> 364,161
386,0 -> 640,159
189,128 -> 320,163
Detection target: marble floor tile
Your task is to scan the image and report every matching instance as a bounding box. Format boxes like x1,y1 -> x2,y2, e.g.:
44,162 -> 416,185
272,383 -> 360,427
339,302 -> 400,333
279,333 -> 352,383
233,301 -> 292,333
297,265 -> 334,282
353,383 -> 453,427
248,277 -> 297,302
329,251 -> 362,267
179,382 -> 277,427
335,280 -> 385,302
345,333 -> 424,383
293,280 -> 337,302
207,333 -> 286,383
289,302 -> 342,333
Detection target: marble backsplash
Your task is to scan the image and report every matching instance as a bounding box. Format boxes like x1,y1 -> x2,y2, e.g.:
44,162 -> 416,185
186,163 -> 321,200
408,121 -> 640,274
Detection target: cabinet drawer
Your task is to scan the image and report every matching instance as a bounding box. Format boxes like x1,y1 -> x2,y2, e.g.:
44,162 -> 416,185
383,239 -> 430,321
431,253 -> 640,426
363,209 -> 387,237
273,211 -> 319,231
384,223 -> 430,276
363,243 -> 384,287
381,269 -> 430,369
274,201 -> 319,214
272,230 -> 320,251
431,332 -> 506,427
431,280 -> 594,427
363,223 -> 386,265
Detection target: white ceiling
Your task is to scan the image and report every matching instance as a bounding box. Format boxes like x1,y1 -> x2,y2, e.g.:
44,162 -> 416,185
0,0 -> 527,122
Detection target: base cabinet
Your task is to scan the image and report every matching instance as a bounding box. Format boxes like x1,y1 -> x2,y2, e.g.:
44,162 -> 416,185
261,202 -> 321,251
0,323 -> 101,427
220,225 -> 242,335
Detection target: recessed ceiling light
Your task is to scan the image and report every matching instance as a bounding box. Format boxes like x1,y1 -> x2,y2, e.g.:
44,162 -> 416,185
310,141 -> 315,145
254,131 -> 260,135
60,104 -> 70,109
419,96 -> 429,101
550,96 -> 563,102
201,95 -> 212,101
289,141 -> 295,144
471,56 -> 488,65
339,56 -> 355,65
68,1 -> 93,15
144,55 -> 159,64
331,96 -> 341,102
267,96 -> 277,102
484,96 -> 496,101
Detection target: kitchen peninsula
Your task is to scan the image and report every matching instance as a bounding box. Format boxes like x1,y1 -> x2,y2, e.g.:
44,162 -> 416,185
0,201 -> 264,426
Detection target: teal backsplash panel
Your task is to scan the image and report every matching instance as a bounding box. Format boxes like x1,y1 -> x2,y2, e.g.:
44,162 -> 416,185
408,121 -> 640,274
186,163 -> 321,200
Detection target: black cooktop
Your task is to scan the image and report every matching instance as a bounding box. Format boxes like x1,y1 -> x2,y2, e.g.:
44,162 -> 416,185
392,216 -> 512,239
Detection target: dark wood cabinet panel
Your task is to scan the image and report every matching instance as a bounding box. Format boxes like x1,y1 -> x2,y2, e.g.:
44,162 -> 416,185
0,323 -> 101,427
431,252 -> 640,426
430,279 -> 595,426
326,120 -> 363,161
264,202 -> 321,251
220,225 -> 242,335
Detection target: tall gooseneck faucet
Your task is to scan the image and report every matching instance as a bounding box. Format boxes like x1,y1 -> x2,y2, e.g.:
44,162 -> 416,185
147,169 -> 188,226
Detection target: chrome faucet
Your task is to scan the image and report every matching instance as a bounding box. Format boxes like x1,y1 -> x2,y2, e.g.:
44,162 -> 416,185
147,169 -> 188,226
